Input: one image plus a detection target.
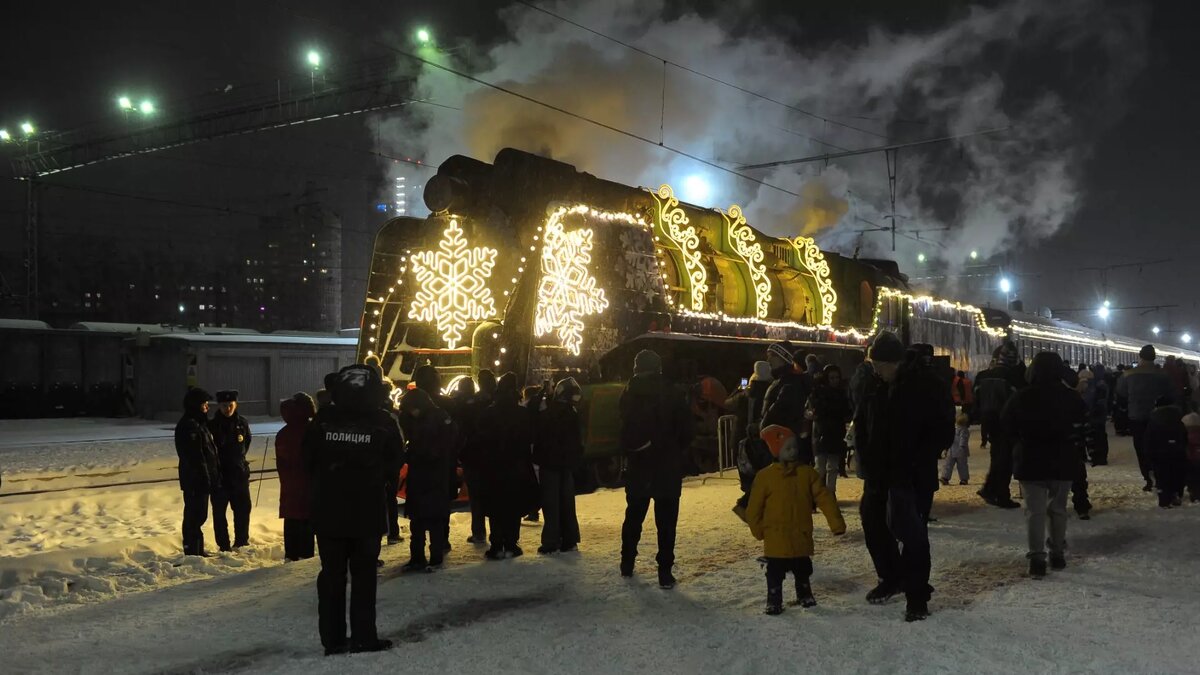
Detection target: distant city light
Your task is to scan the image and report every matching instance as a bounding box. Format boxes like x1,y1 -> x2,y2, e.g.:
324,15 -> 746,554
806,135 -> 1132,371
416,28 -> 431,44
680,174 -> 711,204
20,121 -> 34,134
999,277 -> 1012,294
375,203 -> 389,213
118,96 -> 133,110
307,50 -> 321,68
969,250 -> 978,260
1103,299 -> 1111,308
139,100 -> 155,114
917,253 -> 927,263
1152,326 -> 1161,335
0,129 -> 9,141
178,303 -> 186,313
1183,332 -> 1193,344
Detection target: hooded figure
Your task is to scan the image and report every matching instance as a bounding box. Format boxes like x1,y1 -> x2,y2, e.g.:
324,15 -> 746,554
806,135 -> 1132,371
533,377 -> 584,554
619,349 -> 694,589
1003,352 -> 1088,577
277,392 -> 318,560
398,387 -> 456,570
1145,395 -> 1188,508
302,364 -> 404,655
174,387 -> 222,556
474,372 -> 537,559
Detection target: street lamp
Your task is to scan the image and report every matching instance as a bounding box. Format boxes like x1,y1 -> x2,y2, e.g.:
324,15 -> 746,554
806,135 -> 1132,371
307,50 -> 321,68
1152,326 -> 1161,336
118,96 -> 133,110
1183,332 -> 1193,344
999,277 -> 1012,294
1097,305 -> 1110,320
20,121 -> 34,135
416,28 -> 431,44
139,100 -> 155,114
917,252 -> 927,263
0,129 -> 9,141
969,250 -> 979,260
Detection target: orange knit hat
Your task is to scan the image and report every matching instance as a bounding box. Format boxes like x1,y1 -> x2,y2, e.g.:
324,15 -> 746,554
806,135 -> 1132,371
759,424 -> 795,458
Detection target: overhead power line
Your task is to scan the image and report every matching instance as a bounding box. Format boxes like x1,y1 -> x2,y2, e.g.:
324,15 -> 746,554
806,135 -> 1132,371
739,127 -> 1011,170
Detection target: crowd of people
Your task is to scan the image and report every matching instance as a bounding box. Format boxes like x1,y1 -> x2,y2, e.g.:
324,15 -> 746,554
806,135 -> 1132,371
171,333 -> 1200,654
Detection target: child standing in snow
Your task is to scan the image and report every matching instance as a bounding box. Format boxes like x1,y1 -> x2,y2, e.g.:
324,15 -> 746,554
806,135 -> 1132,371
746,425 -> 846,615
941,411 -> 971,486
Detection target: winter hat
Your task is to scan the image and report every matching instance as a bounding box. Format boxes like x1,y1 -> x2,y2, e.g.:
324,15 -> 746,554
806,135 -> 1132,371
777,437 -> 801,464
805,354 -> 822,372
331,364 -> 385,413
868,331 -> 905,363
477,369 -> 498,396
997,341 -> 1019,368
767,341 -> 794,365
494,371 -> 520,405
413,364 -> 442,394
1139,344 -> 1156,362
750,361 -> 773,383
554,376 -> 582,403
1029,351 -> 1064,385
400,387 -> 435,415
759,424 -> 795,458
215,389 -> 238,403
634,349 -> 663,375
182,387 -> 212,414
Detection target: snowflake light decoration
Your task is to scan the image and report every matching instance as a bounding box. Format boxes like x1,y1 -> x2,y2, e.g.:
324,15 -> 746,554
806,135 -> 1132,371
534,207 -> 610,355
408,219 -> 498,349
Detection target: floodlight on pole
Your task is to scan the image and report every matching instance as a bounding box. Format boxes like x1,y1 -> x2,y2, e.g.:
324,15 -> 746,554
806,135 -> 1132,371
139,100 -> 155,114
917,252 -> 927,263
118,96 -> 133,110
1097,305 -> 1110,320
0,129 -> 9,141
307,50 -> 321,68
20,121 -> 34,135
1183,332 -> 1192,344
970,250 -> 978,260
1152,325 -> 1161,336
416,28 -> 431,44
999,277 -> 1012,294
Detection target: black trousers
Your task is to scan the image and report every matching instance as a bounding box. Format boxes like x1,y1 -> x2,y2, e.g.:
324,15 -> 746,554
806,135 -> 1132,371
211,480 -> 252,550
463,466 -> 487,540
409,516 -> 449,564
284,518 -> 315,560
979,410 -> 998,447
384,477 -> 401,540
1086,419 -> 1109,465
1188,462 -> 1200,501
620,479 -> 682,569
765,556 -> 812,595
860,481 -> 932,601
1153,455 -> 1187,506
1130,419 -> 1152,483
316,535 -> 382,650
980,432 -> 1015,501
540,467 -> 580,550
1072,463 -> 1092,515
489,512 -> 523,550
181,488 -> 210,555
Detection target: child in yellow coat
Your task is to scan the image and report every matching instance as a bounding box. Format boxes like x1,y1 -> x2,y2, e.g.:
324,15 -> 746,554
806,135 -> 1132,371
747,425 -> 846,615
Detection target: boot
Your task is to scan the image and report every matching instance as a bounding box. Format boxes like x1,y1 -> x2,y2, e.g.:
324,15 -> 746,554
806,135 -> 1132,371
904,597 -> 930,622
794,581 -> 817,608
485,546 -> 506,561
765,586 -> 783,616
866,580 -> 902,605
400,559 -> 428,573
658,567 -> 677,590
939,477 -> 950,486
350,638 -> 394,654
1029,557 -> 1047,578
620,555 -> 635,577
1142,481 -> 1154,492
508,545 -> 524,558
1049,553 -> 1066,571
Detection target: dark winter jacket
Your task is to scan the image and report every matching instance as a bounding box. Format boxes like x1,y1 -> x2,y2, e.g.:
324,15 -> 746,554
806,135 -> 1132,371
533,400 -> 584,470
457,393 -> 492,467
399,391 -> 456,520
175,411 -> 221,493
209,413 -> 252,485
276,396 -> 316,520
855,360 -> 955,489
1116,363 -> 1172,421
761,367 -> 812,439
619,372 -> 694,493
1145,403 -> 1187,461
474,385 -> 538,517
809,382 -> 851,457
725,380 -> 770,441
974,366 -> 1020,416
1003,354 -> 1088,482
303,366 -> 405,538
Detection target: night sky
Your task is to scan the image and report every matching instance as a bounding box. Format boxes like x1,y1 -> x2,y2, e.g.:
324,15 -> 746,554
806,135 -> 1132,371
0,0 -> 1194,340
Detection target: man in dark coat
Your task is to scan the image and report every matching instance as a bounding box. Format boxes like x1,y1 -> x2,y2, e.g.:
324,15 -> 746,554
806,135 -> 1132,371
175,387 -> 222,556
853,333 -> 954,622
1145,396 -> 1188,508
398,388 -> 456,571
475,372 -> 537,559
619,349 -> 694,589
975,342 -> 1026,509
1116,345 -> 1173,491
411,364 -> 460,554
303,364 -> 404,656
208,389 -> 253,551
460,369 -> 497,545
534,377 -> 585,554
761,342 -> 813,463
1003,352 -> 1088,577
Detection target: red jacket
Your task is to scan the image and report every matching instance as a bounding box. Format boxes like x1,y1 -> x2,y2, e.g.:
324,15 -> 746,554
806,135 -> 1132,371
276,397 -> 316,519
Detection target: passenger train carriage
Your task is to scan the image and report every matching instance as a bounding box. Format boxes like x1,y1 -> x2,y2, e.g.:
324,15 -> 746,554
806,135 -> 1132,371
356,148 -> 1198,479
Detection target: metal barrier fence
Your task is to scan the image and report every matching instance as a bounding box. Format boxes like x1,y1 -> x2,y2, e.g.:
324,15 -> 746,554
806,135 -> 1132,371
715,414 -> 738,478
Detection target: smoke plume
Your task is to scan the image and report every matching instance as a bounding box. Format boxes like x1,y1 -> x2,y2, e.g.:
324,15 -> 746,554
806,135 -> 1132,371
374,0 -> 1148,268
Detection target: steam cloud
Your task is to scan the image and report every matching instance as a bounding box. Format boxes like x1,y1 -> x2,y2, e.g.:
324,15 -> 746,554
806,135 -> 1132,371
375,0 -> 1147,267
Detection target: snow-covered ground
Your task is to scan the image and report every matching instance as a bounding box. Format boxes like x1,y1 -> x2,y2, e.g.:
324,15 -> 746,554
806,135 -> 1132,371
1,427 -> 1196,674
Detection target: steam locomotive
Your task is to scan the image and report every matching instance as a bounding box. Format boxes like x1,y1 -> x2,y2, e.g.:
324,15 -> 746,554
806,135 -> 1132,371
358,148 -> 1198,479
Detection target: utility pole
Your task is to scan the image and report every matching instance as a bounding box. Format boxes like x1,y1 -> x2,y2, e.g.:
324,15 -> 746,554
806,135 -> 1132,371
24,179 -> 39,319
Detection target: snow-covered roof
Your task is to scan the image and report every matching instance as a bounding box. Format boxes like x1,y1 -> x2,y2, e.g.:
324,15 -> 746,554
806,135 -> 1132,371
145,333 -> 358,346
0,318 -> 53,331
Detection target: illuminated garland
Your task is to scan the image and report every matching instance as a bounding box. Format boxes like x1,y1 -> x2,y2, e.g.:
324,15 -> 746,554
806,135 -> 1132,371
363,253 -> 409,357
408,219 -> 498,350
534,206 -> 611,355
651,184 -> 707,311
1010,320 -> 1199,362
873,287 -> 1008,339
723,205 -> 771,318
676,306 -> 871,340
788,236 -> 838,326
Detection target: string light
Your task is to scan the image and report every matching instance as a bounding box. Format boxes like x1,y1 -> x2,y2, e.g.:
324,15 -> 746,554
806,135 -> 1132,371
408,218 -> 498,350
722,204 -> 771,318
788,236 -> 839,326
534,206 -> 610,355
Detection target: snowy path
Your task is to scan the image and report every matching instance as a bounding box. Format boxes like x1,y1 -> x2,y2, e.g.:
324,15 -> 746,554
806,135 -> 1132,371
2,433 -> 1198,674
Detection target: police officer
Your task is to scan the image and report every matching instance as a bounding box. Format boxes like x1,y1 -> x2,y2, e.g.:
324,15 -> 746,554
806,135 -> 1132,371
174,387 -> 221,556
209,389 -> 253,551
304,364 -> 404,656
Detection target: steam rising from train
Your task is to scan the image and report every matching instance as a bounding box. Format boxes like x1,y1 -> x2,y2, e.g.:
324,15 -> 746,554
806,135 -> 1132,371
376,0 -> 1147,265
